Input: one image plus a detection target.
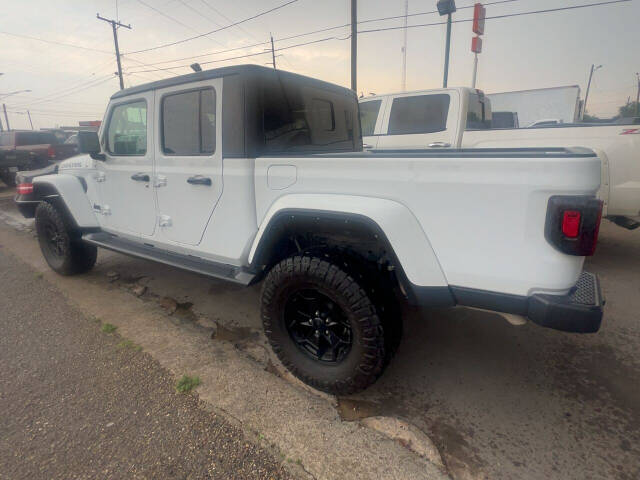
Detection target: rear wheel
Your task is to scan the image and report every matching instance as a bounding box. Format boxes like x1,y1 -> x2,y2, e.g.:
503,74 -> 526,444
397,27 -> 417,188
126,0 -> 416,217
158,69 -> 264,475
261,255 -> 387,395
35,202 -> 97,275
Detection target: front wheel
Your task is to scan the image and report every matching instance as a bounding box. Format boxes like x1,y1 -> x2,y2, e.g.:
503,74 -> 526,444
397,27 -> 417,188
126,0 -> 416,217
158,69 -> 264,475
35,202 -> 97,275
261,255 -> 387,395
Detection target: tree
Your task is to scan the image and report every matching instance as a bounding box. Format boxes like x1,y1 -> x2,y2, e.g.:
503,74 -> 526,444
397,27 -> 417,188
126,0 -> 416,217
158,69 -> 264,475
619,102 -> 639,118
582,112 -> 605,123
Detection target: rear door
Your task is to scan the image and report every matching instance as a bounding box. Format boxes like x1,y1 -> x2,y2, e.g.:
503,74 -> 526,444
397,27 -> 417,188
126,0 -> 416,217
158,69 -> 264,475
376,91 -> 460,149
153,79 -> 223,246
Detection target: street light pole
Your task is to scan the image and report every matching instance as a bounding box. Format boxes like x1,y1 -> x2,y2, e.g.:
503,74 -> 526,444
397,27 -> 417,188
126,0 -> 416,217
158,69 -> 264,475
582,64 -> 602,119
350,0 -> 357,92
443,12 -> 452,88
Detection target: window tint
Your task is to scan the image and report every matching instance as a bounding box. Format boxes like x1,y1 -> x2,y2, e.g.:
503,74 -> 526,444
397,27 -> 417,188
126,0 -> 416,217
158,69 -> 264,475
162,88 -> 216,156
466,93 -> 492,129
107,100 -> 147,155
16,132 -> 58,146
387,94 -> 450,135
262,75 -> 358,153
359,100 -> 381,136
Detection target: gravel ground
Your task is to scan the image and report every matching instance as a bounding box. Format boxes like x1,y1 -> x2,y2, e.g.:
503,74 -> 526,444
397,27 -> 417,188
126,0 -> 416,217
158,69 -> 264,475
0,249 -> 293,480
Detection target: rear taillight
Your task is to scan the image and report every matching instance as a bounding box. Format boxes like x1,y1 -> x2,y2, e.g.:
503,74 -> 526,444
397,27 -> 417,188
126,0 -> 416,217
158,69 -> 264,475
561,211 -> 581,238
17,183 -> 34,195
47,146 -> 56,158
545,196 -> 603,256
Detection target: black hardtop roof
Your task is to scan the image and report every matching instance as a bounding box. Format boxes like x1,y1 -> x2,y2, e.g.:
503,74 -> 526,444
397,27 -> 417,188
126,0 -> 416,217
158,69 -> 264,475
111,64 -> 355,100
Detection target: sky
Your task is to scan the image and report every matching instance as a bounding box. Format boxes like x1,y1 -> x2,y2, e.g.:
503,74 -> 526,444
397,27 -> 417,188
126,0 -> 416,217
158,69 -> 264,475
0,0 -> 638,130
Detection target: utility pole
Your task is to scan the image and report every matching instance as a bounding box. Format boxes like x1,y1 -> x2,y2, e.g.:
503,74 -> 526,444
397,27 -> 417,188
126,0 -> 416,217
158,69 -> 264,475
270,34 -> 277,69
2,104 -> 10,131
636,73 -> 640,117
443,13 -> 452,88
27,110 -> 34,130
583,64 -> 602,119
351,0 -> 357,92
97,13 -> 131,90
401,0 -> 408,91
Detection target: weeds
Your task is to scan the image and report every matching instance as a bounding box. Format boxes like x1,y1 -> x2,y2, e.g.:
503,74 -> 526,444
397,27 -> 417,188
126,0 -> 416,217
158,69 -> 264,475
117,339 -> 142,351
101,323 -> 117,333
176,375 -> 201,394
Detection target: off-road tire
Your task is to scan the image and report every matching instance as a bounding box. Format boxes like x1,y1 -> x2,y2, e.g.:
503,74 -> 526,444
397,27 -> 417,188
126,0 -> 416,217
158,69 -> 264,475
261,255 -> 386,395
35,202 -> 97,275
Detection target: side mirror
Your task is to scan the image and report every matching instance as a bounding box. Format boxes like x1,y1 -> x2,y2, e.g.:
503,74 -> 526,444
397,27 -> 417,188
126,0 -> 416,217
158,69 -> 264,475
77,131 -> 105,161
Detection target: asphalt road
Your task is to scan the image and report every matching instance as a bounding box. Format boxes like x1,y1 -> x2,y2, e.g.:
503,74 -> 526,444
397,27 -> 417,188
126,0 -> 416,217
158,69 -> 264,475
0,248 -> 292,480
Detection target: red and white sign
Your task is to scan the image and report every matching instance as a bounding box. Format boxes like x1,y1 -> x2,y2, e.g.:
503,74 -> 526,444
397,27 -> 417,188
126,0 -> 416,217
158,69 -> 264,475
471,36 -> 483,53
473,3 -> 486,35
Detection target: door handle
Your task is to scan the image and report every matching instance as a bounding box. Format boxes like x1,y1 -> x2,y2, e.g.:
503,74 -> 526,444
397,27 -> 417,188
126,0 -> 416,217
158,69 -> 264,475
428,142 -> 451,148
187,175 -> 212,186
363,143 -> 373,149
131,173 -> 150,182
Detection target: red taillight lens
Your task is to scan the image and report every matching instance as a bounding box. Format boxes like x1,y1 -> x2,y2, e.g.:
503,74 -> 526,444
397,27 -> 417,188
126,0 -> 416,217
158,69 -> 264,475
17,183 -> 34,195
562,211 -> 581,238
47,146 -> 56,158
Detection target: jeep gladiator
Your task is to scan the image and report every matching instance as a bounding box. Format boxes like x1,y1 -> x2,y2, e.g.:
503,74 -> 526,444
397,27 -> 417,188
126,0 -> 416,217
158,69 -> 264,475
15,65 -> 605,394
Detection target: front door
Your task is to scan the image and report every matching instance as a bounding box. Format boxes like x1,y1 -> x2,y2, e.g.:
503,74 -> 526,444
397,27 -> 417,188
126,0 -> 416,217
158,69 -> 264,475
98,93 -> 156,237
153,79 -> 223,246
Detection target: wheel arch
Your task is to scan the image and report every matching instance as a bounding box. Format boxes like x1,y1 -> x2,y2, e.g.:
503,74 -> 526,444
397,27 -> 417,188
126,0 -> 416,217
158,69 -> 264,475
32,174 -> 99,230
249,195 -> 454,307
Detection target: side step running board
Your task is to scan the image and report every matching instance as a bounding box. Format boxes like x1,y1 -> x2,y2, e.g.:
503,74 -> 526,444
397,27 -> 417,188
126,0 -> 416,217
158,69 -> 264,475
82,232 -> 255,285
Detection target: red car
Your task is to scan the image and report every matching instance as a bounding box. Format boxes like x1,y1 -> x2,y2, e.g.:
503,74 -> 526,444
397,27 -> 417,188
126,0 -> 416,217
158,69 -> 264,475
0,130 -> 78,186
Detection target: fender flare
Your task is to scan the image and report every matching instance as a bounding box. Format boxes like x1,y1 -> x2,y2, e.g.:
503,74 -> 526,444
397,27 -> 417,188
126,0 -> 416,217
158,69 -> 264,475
249,194 -> 449,290
33,174 -> 99,229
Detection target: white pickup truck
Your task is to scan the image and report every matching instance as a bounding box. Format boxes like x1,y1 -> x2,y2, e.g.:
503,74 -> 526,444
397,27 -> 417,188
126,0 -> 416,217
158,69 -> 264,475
360,88 -> 640,229
15,66 -> 605,394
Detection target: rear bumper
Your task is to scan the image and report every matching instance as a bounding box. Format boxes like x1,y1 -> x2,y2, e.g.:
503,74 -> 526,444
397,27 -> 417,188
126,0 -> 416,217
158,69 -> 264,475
411,272 -> 605,334
528,272 -> 604,333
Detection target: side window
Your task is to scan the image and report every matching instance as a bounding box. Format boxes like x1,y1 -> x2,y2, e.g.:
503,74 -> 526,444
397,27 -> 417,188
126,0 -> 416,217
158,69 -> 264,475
162,88 -> 216,156
387,94 -> 450,135
359,100 -> 382,136
107,100 -> 147,155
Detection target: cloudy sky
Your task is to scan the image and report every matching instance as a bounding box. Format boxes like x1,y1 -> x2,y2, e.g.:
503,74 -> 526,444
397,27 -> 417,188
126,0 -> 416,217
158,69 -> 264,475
1,0 -> 637,130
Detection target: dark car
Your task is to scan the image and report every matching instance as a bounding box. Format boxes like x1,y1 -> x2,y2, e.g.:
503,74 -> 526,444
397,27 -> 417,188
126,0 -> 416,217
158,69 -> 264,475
0,130 -> 78,186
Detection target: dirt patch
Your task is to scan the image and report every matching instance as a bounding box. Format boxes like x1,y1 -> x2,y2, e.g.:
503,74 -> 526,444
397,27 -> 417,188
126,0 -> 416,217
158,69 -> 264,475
336,397 -> 385,421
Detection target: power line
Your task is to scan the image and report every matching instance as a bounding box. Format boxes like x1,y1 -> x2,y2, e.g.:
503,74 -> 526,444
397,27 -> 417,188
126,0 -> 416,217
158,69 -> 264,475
125,0 -> 300,55
128,0 -> 629,75
136,0 -> 226,48
358,0 -> 631,34
0,31 -> 112,54
129,34 -> 350,73
13,75 -> 117,108
124,0 -> 531,69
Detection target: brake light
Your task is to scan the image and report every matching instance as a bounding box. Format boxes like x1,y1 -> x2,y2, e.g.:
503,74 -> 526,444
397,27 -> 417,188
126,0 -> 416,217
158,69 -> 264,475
561,211 -> 581,238
47,146 -> 56,158
17,183 -> 34,195
545,196 -> 603,257
620,128 -> 639,135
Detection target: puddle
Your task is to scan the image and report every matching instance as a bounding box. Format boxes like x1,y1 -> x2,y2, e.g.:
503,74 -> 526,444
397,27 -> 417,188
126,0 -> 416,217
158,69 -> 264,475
212,323 -> 257,342
336,398 -> 384,421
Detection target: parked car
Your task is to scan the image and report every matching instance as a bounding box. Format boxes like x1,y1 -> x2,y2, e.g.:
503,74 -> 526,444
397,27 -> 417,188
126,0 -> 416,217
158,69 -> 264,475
16,65 -> 605,394
360,89 -> 640,230
528,118 -> 563,128
0,130 -> 78,186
